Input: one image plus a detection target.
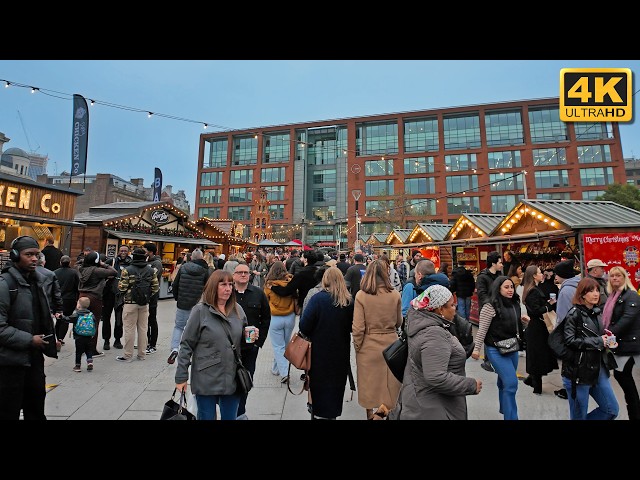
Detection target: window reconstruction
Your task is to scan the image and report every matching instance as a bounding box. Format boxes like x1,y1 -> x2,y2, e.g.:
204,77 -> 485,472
405,199 -> 436,216
200,171 -> 224,186
268,204 -> 285,220
261,167 -> 286,183
266,186 -> 285,201
356,122 -> 398,156
263,132 -> 290,164
485,109 -> 524,146
365,159 -> 394,176
536,192 -> 571,200
204,138 -> 228,168
532,148 -> 567,166
580,167 -> 614,187
366,179 -> 394,196
582,190 -> 606,200
574,122 -> 611,141
534,170 -> 569,189
445,153 -> 477,172
488,151 -> 522,169
232,136 -> 258,166
405,177 -> 436,195
446,175 -> 478,193
230,169 -> 254,184
529,107 -> 567,143
229,188 -> 252,203
404,117 -> 439,152
447,197 -> 480,214
443,114 -> 481,150
577,145 -> 611,164
228,206 -> 251,221
490,172 -> 523,191
198,207 -> 220,218
199,189 -> 222,204
491,195 -> 523,213
404,156 -> 435,174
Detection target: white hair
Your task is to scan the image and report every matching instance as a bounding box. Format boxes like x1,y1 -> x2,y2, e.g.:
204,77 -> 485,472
191,248 -> 204,261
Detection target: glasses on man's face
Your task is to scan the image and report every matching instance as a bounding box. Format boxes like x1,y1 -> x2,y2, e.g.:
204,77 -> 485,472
235,271 -> 250,275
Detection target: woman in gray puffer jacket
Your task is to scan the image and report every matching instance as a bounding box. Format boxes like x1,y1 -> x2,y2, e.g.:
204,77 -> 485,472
390,285 -> 481,420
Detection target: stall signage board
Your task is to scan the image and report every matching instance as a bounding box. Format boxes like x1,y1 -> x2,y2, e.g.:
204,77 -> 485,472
582,232 -> 640,289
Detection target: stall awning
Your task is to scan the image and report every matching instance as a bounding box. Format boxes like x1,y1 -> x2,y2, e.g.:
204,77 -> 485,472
105,229 -> 220,246
1,212 -> 86,228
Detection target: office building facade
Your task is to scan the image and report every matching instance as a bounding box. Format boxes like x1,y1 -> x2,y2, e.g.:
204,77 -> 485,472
195,97 -> 626,248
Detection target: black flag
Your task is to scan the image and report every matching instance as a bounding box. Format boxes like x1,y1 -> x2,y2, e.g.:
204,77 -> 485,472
71,94 -> 89,176
153,167 -> 162,201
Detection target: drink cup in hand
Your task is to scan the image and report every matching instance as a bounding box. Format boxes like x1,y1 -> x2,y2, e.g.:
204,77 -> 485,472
244,326 -> 256,343
605,329 -> 617,349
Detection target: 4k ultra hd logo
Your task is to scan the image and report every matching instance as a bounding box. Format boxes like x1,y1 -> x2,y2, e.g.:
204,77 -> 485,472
560,68 -> 632,122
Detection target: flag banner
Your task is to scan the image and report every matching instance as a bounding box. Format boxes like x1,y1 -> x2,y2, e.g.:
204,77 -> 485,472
71,94 -> 89,176
153,167 -> 163,201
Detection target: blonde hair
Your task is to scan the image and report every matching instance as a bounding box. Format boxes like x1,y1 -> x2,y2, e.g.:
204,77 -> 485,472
606,266 -> 635,293
77,296 -> 91,309
360,259 -> 393,295
321,267 -> 352,307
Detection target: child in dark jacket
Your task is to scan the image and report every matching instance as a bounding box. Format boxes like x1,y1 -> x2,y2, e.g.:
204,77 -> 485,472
64,297 -> 96,372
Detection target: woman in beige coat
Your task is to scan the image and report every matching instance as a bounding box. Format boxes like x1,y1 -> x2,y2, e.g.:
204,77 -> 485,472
352,259 -> 403,419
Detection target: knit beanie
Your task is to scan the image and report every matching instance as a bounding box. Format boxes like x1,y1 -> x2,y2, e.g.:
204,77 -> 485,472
12,236 -> 39,252
411,284 -> 453,311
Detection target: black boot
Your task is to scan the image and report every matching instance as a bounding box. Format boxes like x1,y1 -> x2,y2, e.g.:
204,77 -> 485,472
614,362 -> 640,420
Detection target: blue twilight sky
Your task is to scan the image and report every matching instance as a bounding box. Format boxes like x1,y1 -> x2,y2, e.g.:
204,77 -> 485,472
0,60 -> 638,209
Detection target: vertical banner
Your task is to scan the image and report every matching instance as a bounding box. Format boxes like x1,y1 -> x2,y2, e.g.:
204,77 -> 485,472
71,94 -> 89,176
582,232 -> 640,290
153,167 -> 162,201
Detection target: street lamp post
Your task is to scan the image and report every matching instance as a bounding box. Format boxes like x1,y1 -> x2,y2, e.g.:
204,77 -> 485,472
352,190 -> 361,251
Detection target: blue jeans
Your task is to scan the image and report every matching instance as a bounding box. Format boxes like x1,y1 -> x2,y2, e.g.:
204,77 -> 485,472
562,368 -> 619,420
171,308 -> 191,352
195,394 -> 241,420
269,312 -> 296,377
486,345 -> 520,420
457,296 -> 471,321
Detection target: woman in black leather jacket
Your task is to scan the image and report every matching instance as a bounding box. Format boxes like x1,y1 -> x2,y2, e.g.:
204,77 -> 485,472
561,277 -> 619,420
603,266 -> 640,420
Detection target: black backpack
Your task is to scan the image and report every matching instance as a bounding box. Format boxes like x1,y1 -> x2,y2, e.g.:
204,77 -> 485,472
126,265 -> 154,306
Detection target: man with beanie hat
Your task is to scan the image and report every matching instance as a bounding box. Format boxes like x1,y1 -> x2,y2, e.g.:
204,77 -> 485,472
0,235 -> 57,419
551,257 -> 581,399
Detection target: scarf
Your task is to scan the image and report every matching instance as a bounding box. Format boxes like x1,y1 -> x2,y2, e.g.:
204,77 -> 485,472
602,289 -> 621,330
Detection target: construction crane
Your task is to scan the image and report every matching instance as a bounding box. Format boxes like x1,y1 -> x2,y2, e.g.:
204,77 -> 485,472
17,110 -> 40,153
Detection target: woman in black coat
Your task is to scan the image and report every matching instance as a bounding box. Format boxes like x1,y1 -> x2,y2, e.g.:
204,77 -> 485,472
299,267 -> 354,419
520,265 -> 558,395
603,266 -> 640,420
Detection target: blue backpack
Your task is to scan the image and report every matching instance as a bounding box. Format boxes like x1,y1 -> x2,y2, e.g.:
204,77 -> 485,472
74,312 -> 96,337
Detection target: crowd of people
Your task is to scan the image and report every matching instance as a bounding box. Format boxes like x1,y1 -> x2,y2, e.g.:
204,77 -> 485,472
1,236 -> 638,422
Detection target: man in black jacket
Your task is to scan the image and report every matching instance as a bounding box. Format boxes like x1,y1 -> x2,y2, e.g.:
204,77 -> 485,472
167,248 -> 211,364
271,250 -> 319,313
0,235 -> 57,420
475,251 -> 503,373
41,238 -> 62,271
54,255 -> 80,343
450,265 -> 476,322
143,242 -> 164,355
233,262 -> 271,420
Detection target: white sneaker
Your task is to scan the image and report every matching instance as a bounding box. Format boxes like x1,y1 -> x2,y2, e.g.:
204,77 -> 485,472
236,414 -> 249,420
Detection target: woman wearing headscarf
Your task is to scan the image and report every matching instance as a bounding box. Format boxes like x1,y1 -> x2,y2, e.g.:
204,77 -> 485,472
604,266 -> 640,420
299,267 -> 353,420
472,276 -> 529,420
390,284 -> 482,420
352,259 -> 403,419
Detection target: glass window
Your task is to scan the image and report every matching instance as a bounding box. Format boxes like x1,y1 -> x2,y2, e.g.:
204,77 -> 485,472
232,136 -> 258,166
199,189 -> 222,205
582,190 -> 606,200
268,204 -> 285,220
491,194 -> 523,213
403,117 -> 439,152
313,169 -> 337,185
536,192 -> 571,200
263,132 -> 290,164
577,145 -> 612,164
261,167 -> 286,183
532,148 -> 567,166
356,122 -> 399,156
311,206 -> 336,221
266,186 -> 285,201
198,207 -> 220,218
488,151 -> 522,169
312,188 -> 336,202
528,107 -> 567,143
204,138 -> 227,168
574,122 -> 610,141
229,169 -> 253,184
485,110 -> 524,146
228,206 -> 251,220
445,153 -> 477,172
489,172 -> 524,191
229,188 -> 252,203
365,159 -> 394,176
405,177 -> 435,195
443,114 -> 481,150
307,127 -> 344,165
404,156 -> 435,174
200,171 -> 223,187
580,167 -> 614,187
366,180 -> 394,196
447,197 -> 480,214
446,175 -> 478,193
534,170 -> 569,188
405,198 -> 436,216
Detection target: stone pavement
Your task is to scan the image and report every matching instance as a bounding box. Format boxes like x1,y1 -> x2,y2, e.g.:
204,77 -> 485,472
42,298 -> 636,420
